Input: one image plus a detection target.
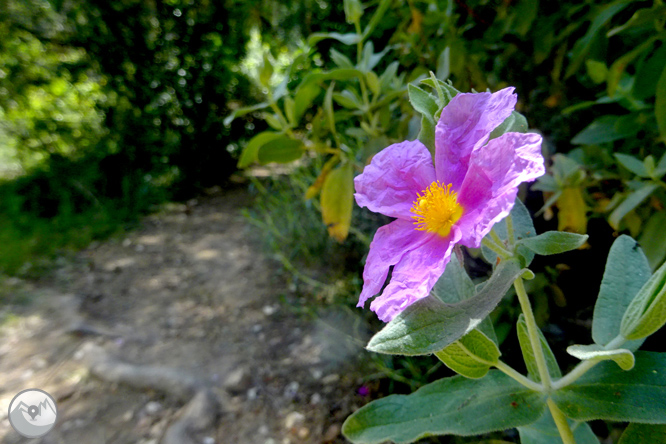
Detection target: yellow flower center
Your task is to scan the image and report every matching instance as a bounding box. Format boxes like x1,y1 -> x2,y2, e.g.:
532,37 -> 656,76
411,181 -> 463,237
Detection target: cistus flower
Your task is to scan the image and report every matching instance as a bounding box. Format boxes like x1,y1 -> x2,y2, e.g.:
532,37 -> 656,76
354,87 -> 545,322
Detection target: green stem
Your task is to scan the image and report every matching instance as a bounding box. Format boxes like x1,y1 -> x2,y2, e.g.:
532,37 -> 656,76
490,228 -> 506,249
547,398 -> 576,444
495,360 -> 544,392
552,335 -> 626,390
481,237 -> 513,259
514,277 -> 552,390
506,214 -> 515,246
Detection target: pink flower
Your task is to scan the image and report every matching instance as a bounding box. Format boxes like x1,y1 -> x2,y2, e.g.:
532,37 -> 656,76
354,87 -> 544,322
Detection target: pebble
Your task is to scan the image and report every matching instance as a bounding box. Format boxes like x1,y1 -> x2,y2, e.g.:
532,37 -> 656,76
224,368 -> 252,394
322,423 -> 341,442
321,373 -> 340,385
202,437 -> 215,444
262,305 -> 277,316
310,393 -> 322,405
144,401 -> 162,415
283,381 -> 299,399
247,387 -> 259,400
258,425 -> 269,435
284,411 -> 305,429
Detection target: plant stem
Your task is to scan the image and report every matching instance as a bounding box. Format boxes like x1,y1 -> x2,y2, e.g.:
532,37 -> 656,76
514,277 -> 552,390
481,237 -> 512,259
547,398 -> 576,444
495,360 -> 543,392
489,228 -> 506,249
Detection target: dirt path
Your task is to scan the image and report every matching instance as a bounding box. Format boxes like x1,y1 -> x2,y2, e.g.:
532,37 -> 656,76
0,187 -> 368,444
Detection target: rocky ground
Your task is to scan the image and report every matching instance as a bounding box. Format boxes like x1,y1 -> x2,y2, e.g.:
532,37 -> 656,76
0,187 -> 371,444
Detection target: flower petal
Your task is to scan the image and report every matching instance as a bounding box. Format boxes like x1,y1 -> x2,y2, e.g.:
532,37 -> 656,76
358,219 -> 431,310
456,132 -> 544,248
355,140 -> 436,220
435,88 -> 517,190
369,229 -> 458,322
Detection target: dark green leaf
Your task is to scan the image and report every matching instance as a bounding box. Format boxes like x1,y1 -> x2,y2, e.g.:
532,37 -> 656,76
223,102 -> 271,126
489,111 -> 529,140
361,0 -> 391,40
342,371 -> 547,444
482,199 -> 536,267
366,260 -> 523,355
434,329 -> 500,379
633,43 -> 666,100
571,114 -> 642,145
293,83 -> 321,124
615,153 -> 649,177
552,352 -> 666,422
609,183 -> 659,229
656,62 -> 666,142
639,212 -> 666,270
618,423 -> 666,444
257,136 -> 304,164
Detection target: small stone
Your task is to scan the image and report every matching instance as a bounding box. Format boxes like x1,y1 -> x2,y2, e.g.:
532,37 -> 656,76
247,387 -> 259,400
202,437 -> 215,444
310,368 -> 323,380
309,393 -> 322,405
284,381 -> 299,399
284,411 -> 305,429
322,423 -> 341,442
262,305 -> 277,316
321,374 -> 340,385
144,401 -> 162,415
258,425 -> 269,435
122,239 -> 132,247
297,427 -> 309,439
264,439 -> 276,444
224,368 -> 252,394
252,324 -> 263,333
135,244 -> 145,252
122,410 -> 134,422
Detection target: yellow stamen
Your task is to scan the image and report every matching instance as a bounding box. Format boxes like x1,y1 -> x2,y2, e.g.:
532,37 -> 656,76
411,181 -> 463,237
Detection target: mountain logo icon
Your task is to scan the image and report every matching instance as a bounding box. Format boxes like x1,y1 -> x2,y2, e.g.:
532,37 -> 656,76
8,388 -> 58,438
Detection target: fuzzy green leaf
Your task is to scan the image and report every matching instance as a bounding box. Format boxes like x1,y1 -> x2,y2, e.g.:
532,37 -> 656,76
618,423 -> 666,444
489,111 -> 528,140
567,344 -> 635,370
517,314 -> 561,382
308,32 -> 361,46
237,131 -> 283,168
482,199 -> 536,267
342,371 -> 547,444
621,260 -> 666,340
257,136 -> 304,164
615,153 -> 649,177
551,352 -> 666,423
434,329 -> 500,379
518,231 -> 588,255
609,183 -> 659,230
592,235 -> 650,351
366,260 -> 523,355
518,408 -> 598,444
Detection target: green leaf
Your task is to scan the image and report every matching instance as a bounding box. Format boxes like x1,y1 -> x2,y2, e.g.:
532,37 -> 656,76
565,1 -> 633,78
585,60 -> 608,84
378,61 -> 399,93
432,256 -> 497,343
633,43 -> 666,101
551,351 -> 666,423
418,113 -> 436,154
621,260 -> 666,340
436,47 -> 450,81
223,102 -> 271,126
343,0 -> 363,24
609,183 -> 659,230
284,96 -> 295,125
489,111 -> 528,140
308,32 -> 361,46
518,231 -> 588,255
639,212 -> 666,270
656,62 -> 666,142
330,48 -> 354,68
333,90 -> 363,109
482,199 -> 536,267
608,5 -> 666,37
592,235 -> 650,351
324,82 -> 336,134
618,423 -> 666,444
571,114 -> 642,145
518,408 -> 598,444
300,68 -> 365,88
408,84 -> 438,118
615,153 -> 650,177
321,163 -> 354,242
435,329 -> 500,379
366,72 -> 380,97
237,131 -> 283,168
517,314 -> 561,382
419,78 -> 460,105
366,259 -> 523,355
607,37 -> 659,98
342,371 -> 547,444
567,344 -> 635,370
292,83 -> 321,123
361,0 -> 391,40
257,136 -> 304,164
